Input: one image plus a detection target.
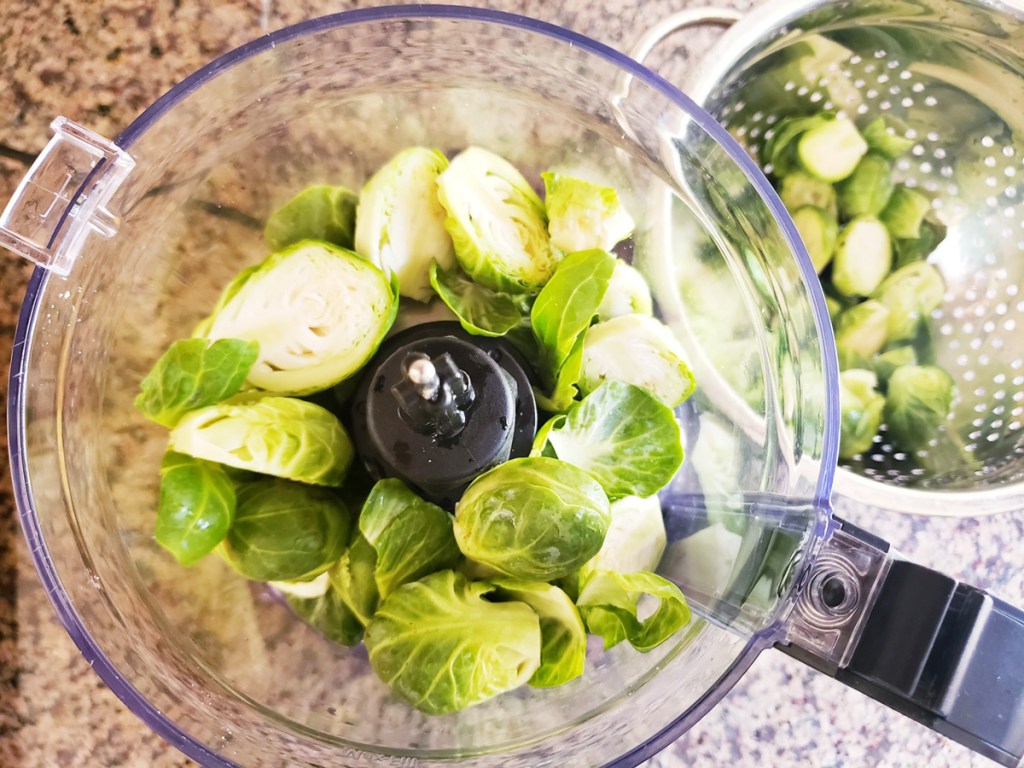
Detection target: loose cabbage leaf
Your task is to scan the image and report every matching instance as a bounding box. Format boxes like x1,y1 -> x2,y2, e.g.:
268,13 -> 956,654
429,260 -> 529,337
354,148 -> 455,301
534,332 -> 586,414
491,580 -> 586,688
155,451 -> 236,565
264,184 -> 358,252
169,396 -> 354,486
221,477 -> 351,582
531,248 -> 615,385
454,457 -> 611,581
576,570 -> 690,652
540,381 -> 684,500
437,146 -> 558,294
202,241 -> 398,395
364,570 -> 541,714
135,338 -> 258,427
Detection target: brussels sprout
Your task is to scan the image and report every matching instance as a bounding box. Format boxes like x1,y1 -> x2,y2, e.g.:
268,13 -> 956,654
777,171 -> 837,218
354,148 -> 456,301
597,260 -> 653,320
838,369 -> 885,459
541,172 -> 635,253
436,147 -> 558,294
221,477 -> 351,582
791,205 -> 838,273
576,570 -> 690,652
428,261 -> 530,338
836,153 -> 894,218
824,294 -> 845,322
874,345 -> 917,387
454,457 -> 611,581
365,570 -> 541,714
286,587 -> 365,647
578,315 -> 694,408
832,216 -> 892,297
169,396 -> 354,486
894,219 -> 947,270
861,117 -> 915,159
331,479 -> 462,625
201,241 -> 398,395
540,381 -> 684,501
264,184 -> 358,252
531,249 -> 615,384
880,185 -> 931,239
491,580 -> 585,688
135,338 -> 258,428
762,114 -> 832,177
580,495 -> 666,580
883,365 -> 955,452
155,452 -> 236,566
834,300 -> 891,359
872,262 -> 946,342
797,114 -> 869,182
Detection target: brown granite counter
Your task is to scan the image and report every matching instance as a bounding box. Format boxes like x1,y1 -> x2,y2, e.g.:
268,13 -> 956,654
0,1 -> 1019,766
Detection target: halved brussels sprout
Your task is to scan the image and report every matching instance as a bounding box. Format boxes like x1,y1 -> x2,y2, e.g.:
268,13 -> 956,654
832,216 -> 892,297
354,147 -> 456,301
872,261 -> 946,343
201,241 -> 397,395
264,184 -> 358,252
836,153 -> 894,218
777,171 -> 837,217
791,205 -> 838,274
437,147 -> 558,294
365,570 -> 541,714
542,172 -> 635,253
597,260 -> 653,320
883,365 -> 955,452
583,495 -> 666,577
839,369 -> 885,459
454,457 -> 611,581
579,314 -> 695,408
880,185 -> 931,239
221,477 -> 351,582
796,114 -> 868,182
834,300 -> 891,360
169,396 -> 353,486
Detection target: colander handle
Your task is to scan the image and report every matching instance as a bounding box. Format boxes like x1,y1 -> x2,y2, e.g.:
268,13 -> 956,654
780,517 -> 1024,767
627,6 -> 741,69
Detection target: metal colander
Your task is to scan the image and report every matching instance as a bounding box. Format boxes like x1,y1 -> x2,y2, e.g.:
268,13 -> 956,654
634,0 -> 1024,516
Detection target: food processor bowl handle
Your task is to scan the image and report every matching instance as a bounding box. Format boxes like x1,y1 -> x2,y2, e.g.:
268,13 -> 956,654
780,517 -> 1024,767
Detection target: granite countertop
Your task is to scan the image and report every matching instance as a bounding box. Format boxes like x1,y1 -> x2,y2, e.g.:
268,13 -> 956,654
1,1 -> 1021,766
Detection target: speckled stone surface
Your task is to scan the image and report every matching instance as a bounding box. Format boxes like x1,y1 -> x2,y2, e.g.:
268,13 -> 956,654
0,1 -> 1021,767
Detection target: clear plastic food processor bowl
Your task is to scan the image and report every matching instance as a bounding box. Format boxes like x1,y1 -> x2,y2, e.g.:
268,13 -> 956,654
3,8 -> 837,767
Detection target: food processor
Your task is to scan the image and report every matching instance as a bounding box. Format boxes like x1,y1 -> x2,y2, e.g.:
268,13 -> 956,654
2,5 -> 1024,768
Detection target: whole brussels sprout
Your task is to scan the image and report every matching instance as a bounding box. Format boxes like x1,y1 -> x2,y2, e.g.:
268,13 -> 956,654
454,457 -> 611,581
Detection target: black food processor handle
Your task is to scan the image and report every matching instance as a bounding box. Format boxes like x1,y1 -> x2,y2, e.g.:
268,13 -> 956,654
779,518 -> 1024,767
